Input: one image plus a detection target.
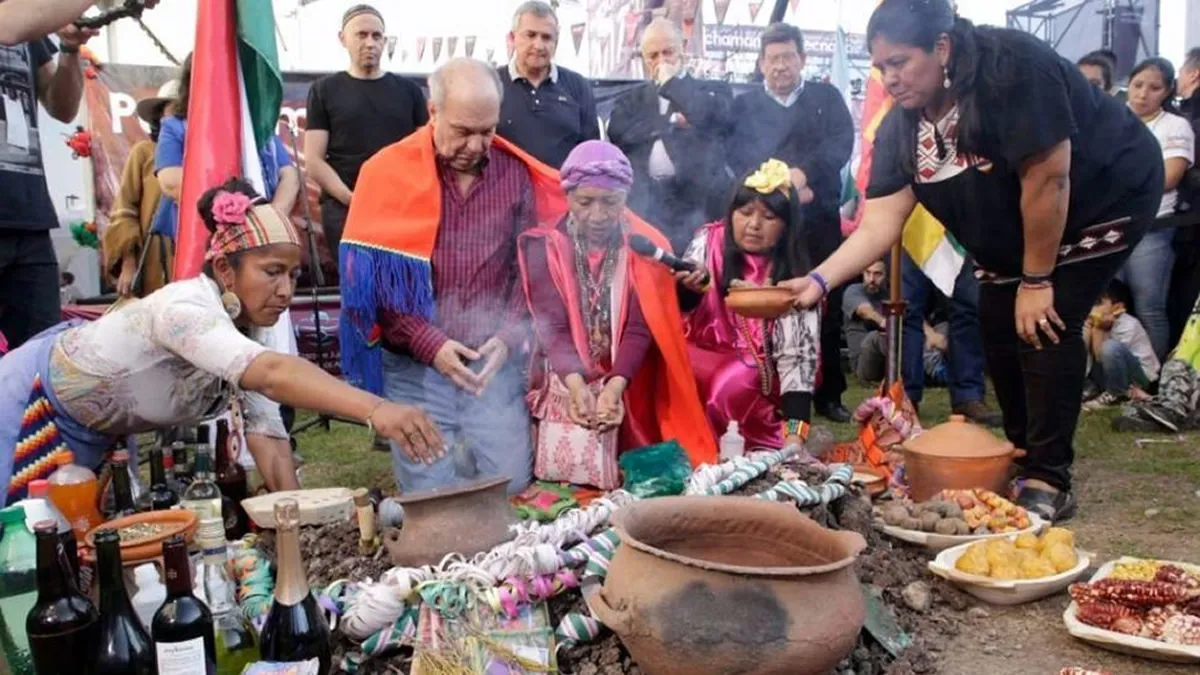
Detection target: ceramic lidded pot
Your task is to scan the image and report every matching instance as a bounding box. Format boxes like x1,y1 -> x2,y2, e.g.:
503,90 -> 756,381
900,414 -> 1022,502
588,496 -> 866,675
382,476 -> 516,567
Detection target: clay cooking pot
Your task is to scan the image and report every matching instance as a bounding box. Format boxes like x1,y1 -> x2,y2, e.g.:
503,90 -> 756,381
383,476 -> 516,567
589,496 -> 866,675
900,414 -> 1025,502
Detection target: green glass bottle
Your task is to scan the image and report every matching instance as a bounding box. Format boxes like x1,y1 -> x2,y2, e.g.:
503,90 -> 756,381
0,505 -> 36,675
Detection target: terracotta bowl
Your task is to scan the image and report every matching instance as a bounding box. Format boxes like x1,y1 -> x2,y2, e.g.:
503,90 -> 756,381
84,510 -> 198,564
725,286 -> 794,319
590,496 -> 866,675
851,464 -> 887,497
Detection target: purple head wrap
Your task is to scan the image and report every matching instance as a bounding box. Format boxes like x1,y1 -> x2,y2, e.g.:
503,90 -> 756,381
560,140 -> 634,193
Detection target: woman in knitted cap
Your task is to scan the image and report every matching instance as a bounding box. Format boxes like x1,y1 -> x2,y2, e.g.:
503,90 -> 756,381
676,159 -> 822,452
519,140 -> 715,487
0,178 -> 441,502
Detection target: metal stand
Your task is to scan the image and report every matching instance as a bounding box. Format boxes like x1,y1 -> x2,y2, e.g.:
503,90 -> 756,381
281,122 -> 361,435
882,242 -> 906,387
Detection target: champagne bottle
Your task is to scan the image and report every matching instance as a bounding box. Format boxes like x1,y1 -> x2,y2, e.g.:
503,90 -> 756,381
26,521 -> 98,675
258,499 -> 331,674
181,447 -> 222,522
192,519 -> 256,675
110,457 -> 139,518
148,448 -> 179,511
93,528 -> 155,675
213,421 -> 250,540
152,534 -> 216,675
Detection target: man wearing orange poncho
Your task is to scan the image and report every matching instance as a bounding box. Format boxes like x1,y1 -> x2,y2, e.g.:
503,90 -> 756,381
338,59 -> 715,496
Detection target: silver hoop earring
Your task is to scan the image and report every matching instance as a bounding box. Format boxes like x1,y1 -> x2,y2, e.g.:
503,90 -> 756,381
221,291 -> 242,320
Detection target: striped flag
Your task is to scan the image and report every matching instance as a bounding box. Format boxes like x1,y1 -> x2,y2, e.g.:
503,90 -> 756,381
853,3 -> 964,297
174,0 -> 283,280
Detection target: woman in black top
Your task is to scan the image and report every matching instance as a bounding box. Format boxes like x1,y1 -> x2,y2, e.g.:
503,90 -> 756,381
782,0 -> 1163,522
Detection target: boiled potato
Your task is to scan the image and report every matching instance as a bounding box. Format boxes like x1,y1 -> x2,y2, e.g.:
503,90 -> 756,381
1039,527 -> 1075,551
984,540 -> 1019,568
991,563 -> 1022,580
1014,532 -> 1040,550
1042,542 -> 1079,573
955,548 -> 989,576
1019,556 -> 1057,579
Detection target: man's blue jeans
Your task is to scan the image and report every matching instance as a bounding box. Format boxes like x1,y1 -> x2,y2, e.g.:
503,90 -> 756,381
901,252 -> 986,406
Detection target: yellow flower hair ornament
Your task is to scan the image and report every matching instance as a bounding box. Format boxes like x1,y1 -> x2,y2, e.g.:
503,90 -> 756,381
743,158 -> 792,197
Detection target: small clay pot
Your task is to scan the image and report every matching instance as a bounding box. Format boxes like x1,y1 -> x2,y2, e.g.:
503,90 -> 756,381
383,476 -> 516,567
725,286 -> 794,319
589,496 -> 866,675
901,414 -> 1025,502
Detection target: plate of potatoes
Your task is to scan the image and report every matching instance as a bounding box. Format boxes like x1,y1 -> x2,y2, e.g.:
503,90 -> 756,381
928,527 -> 1093,605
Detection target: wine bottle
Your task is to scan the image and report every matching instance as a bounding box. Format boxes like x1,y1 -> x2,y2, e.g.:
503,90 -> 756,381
164,441 -> 189,497
152,534 -> 216,675
213,420 -> 250,540
173,433 -> 195,485
148,448 -> 179,511
192,519 -> 256,675
110,457 -> 139,518
26,521 -> 99,675
94,528 -> 155,675
181,447 -> 222,522
258,499 -> 331,674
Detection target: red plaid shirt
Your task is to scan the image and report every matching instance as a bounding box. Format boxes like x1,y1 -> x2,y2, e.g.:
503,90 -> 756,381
380,146 -> 535,363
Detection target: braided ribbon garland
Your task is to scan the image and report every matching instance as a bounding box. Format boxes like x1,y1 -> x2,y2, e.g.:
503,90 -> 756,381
333,447 -> 811,667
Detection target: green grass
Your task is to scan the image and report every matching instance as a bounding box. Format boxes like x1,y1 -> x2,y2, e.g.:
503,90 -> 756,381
292,381 -> 1198,501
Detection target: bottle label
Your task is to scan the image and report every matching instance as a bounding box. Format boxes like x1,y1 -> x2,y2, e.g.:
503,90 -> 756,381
155,637 -> 207,674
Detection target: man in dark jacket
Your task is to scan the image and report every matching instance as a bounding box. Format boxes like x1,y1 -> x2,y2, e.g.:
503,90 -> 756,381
608,18 -> 732,251
726,22 -> 855,422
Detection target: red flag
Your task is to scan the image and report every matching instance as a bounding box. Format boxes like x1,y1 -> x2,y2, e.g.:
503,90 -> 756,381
174,0 -> 240,280
789,0 -> 801,12
748,0 -> 763,22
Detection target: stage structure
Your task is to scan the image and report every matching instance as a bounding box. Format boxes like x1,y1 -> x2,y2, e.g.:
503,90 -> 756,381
1007,0 -> 1160,84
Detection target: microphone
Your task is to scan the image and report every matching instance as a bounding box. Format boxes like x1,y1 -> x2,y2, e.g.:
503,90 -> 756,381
628,234 -> 710,286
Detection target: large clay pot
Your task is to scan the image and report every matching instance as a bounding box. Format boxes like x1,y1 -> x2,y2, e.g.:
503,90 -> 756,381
588,496 -> 866,675
383,476 -> 516,567
901,414 -> 1025,502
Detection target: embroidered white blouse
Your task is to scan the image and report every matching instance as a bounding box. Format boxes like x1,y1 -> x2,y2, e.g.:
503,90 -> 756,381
48,276 -> 287,439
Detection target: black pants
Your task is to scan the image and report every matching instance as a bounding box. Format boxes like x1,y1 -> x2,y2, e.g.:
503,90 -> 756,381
320,199 -> 350,262
810,222 -> 848,407
979,219 -> 1153,493
0,230 -> 60,349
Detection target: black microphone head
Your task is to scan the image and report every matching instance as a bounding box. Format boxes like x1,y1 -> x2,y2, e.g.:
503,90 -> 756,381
628,234 -> 658,256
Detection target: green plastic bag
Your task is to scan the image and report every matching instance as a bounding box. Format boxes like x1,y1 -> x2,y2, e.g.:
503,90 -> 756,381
619,439 -> 692,498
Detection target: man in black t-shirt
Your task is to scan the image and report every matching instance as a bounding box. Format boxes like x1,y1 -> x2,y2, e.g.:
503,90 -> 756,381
0,20 -> 95,348
304,4 -> 428,258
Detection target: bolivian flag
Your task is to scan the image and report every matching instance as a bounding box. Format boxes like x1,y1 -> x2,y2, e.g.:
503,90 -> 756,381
854,6 -> 965,297
173,0 -> 284,279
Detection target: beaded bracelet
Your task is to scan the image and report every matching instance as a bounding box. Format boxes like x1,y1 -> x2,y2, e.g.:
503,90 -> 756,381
782,419 -> 810,442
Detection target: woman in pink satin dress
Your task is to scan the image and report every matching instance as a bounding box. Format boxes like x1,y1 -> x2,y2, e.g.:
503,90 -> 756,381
676,159 -> 822,450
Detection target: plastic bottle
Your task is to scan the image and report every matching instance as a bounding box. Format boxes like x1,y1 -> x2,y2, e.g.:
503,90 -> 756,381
719,421 -> 745,461
46,452 -> 103,540
0,505 -> 37,675
130,563 -> 166,633
14,480 -> 69,534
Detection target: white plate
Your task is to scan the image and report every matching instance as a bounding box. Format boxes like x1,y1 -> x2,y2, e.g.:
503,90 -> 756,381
879,512 -> 1047,551
1062,557 -> 1200,664
927,537 -> 1091,605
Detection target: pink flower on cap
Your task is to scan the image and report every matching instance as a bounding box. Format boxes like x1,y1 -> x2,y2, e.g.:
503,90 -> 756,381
211,191 -> 253,226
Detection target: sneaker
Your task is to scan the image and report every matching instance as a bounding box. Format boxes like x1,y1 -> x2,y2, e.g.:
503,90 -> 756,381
1082,392 -> 1123,411
1110,415 -> 1161,433
1137,402 -> 1186,433
953,400 -> 1003,428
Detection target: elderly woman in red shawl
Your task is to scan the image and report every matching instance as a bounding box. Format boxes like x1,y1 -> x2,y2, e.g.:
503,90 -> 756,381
519,141 -> 715,488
